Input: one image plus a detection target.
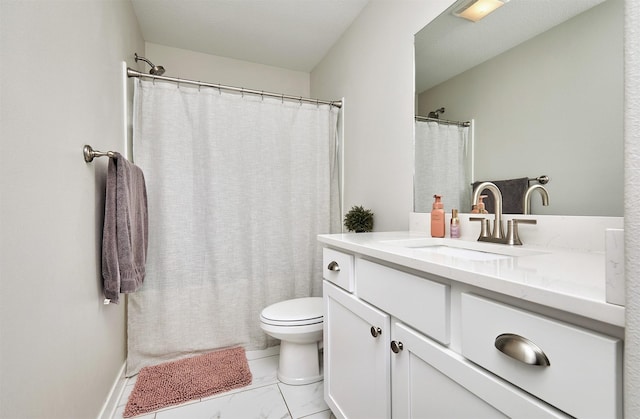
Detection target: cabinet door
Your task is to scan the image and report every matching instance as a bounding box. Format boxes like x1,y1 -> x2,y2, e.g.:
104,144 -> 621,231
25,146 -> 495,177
324,281 -> 391,419
391,321 -> 570,419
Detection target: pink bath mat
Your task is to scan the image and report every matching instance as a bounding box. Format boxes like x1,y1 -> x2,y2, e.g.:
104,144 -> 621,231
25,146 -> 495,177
123,346 -> 253,417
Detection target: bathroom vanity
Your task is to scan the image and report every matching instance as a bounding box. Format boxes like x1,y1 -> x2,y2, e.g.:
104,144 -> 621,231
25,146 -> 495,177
319,221 -> 624,418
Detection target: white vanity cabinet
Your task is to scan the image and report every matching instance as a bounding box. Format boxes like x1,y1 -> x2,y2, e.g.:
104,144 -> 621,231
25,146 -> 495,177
321,246 -> 623,419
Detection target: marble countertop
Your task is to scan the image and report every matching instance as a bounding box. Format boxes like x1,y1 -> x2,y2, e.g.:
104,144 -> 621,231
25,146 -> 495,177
318,231 -> 625,328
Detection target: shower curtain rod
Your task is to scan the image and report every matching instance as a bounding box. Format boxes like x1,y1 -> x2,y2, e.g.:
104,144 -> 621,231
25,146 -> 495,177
127,68 -> 342,108
415,115 -> 470,127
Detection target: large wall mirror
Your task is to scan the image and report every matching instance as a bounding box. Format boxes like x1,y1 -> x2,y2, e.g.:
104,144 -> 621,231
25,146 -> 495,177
415,0 -> 623,216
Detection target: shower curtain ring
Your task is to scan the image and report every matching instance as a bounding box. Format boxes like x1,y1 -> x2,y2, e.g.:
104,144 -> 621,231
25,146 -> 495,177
299,96 -> 303,106
218,83 -> 222,95
316,99 -> 319,108
281,94 -> 284,104
198,83 -> 201,92
261,91 -> 264,101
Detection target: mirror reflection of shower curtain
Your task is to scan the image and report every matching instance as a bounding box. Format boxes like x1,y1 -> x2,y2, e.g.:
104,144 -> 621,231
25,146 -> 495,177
126,79 -> 340,376
414,120 -> 471,213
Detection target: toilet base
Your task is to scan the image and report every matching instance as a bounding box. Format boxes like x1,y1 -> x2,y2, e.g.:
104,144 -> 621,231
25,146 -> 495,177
277,340 -> 323,385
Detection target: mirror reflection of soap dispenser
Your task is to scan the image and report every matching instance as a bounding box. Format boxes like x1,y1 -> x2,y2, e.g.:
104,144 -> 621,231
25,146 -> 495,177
477,195 -> 488,214
431,195 -> 445,238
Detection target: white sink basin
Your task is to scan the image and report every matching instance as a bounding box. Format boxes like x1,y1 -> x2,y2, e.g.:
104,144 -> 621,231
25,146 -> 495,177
379,238 -> 545,259
414,245 -> 512,261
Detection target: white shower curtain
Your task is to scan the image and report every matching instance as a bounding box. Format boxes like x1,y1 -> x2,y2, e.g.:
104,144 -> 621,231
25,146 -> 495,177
414,120 -> 471,213
126,79 -> 340,376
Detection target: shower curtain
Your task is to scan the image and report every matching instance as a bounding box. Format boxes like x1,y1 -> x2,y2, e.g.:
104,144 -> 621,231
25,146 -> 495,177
126,79 -> 340,376
414,120 -> 471,213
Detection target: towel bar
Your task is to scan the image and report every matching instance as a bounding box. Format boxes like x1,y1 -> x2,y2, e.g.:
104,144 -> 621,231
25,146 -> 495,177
83,145 -> 115,162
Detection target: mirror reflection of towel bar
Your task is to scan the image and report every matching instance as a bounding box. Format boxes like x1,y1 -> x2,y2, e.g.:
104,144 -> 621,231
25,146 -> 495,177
83,145 -> 116,163
471,176 -> 549,187
530,175 -> 549,184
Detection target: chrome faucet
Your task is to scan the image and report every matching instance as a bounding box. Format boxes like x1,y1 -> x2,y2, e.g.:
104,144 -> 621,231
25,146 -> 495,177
471,182 -> 504,240
471,181 -> 538,245
523,184 -> 549,215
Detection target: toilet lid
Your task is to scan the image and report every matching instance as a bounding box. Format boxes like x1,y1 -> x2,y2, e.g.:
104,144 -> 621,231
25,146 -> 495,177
261,297 -> 323,325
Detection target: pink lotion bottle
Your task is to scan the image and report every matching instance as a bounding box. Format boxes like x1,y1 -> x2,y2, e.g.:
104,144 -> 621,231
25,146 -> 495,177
431,195 -> 445,238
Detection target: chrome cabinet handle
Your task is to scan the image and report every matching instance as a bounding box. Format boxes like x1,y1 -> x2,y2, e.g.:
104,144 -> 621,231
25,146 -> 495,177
370,326 -> 382,338
391,341 -> 404,353
494,333 -> 550,367
327,261 -> 340,272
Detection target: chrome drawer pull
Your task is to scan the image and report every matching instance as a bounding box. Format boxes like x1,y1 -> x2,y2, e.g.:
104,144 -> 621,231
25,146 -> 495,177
327,261 -> 341,272
494,333 -> 550,367
370,326 -> 382,338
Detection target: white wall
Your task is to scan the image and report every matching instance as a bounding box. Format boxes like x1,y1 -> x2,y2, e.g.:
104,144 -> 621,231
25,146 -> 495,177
0,1 -> 144,418
311,0 -> 453,232
418,0 -> 623,216
624,0 -> 640,416
145,43 -> 311,97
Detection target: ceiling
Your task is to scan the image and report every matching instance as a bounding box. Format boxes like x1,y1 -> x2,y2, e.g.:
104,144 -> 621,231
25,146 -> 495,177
131,0 -> 370,72
415,0 -> 605,93
131,0 -> 606,86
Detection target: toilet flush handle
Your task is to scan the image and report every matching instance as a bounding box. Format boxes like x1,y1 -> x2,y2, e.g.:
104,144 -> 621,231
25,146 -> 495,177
327,261 -> 340,272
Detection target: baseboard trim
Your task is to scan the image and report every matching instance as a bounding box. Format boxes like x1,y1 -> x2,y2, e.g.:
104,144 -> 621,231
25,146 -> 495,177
97,361 -> 127,419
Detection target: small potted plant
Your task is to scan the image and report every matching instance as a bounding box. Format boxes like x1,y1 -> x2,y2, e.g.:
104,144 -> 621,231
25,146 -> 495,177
344,205 -> 374,233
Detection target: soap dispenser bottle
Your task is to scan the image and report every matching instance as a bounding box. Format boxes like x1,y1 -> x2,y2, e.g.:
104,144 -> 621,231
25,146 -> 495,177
450,209 -> 460,238
477,195 -> 488,214
431,195 -> 445,238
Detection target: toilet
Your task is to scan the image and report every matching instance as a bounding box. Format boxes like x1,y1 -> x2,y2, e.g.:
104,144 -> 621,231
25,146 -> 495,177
259,297 -> 324,385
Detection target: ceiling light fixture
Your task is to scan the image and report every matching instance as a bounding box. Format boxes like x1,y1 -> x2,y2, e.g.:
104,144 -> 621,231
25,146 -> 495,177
453,0 -> 506,22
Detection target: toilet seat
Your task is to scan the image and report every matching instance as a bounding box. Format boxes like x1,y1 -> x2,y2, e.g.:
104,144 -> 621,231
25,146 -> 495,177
260,297 -> 323,327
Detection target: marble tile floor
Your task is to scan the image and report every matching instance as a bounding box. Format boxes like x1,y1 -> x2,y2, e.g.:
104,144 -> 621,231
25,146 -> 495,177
111,348 -> 331,419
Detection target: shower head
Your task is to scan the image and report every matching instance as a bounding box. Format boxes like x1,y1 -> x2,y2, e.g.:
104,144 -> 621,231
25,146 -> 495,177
134,53 -> 165,76
428,107 -> 445,119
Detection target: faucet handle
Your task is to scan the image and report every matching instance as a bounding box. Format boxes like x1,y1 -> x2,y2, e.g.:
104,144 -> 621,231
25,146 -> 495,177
470,217 -> 491,239
506,219 -> 537,245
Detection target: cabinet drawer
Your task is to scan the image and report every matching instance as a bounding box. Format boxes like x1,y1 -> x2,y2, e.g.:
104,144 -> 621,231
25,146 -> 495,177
357,259 -> 449,344
392,321 -> 570,419
323,248 -> 354,292
461,293 -> 622,419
